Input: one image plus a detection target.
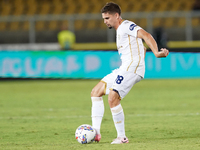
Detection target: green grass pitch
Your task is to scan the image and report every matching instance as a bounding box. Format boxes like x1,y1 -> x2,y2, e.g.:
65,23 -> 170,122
0,79 -> 200,150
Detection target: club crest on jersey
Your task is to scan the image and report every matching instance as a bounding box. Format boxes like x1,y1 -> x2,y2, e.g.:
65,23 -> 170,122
129,24 -> 137,31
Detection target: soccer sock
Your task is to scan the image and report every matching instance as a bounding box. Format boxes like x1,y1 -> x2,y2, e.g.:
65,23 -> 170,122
111,104 -> 126,138
91,97 -> 104,135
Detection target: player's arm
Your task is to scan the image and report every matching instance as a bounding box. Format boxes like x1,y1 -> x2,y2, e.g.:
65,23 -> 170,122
137,29 -> 169,58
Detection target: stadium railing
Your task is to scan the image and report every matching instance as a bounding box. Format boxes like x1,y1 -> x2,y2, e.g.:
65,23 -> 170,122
0,11 -> 200,43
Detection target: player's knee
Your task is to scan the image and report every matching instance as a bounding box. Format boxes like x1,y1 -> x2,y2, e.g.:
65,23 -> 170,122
91,88 -> 97,97
91,82 -> 105,97
91,87 -> 104,97
108,96 -> 114,106
108,97 -> 120,108
108,90 -> 120,108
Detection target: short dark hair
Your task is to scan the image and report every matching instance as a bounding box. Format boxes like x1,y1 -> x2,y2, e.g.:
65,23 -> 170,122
101,2 -> 121,15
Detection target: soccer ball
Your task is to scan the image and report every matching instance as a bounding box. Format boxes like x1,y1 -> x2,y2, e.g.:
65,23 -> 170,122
75,124 -> 96,144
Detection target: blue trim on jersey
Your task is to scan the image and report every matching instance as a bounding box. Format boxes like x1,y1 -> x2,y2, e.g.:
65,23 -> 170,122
129,24 -> 137,31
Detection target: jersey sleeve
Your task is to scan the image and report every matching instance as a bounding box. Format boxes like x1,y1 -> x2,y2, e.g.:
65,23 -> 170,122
124,21 -> 142,38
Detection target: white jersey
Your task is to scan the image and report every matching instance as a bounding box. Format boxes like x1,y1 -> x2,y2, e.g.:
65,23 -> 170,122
116,20 -> 145,78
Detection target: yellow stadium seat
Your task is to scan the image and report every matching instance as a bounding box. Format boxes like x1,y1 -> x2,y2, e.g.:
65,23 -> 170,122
9,22 -> 20,31
39,2 -> 51,15
156,2 -> 168,12
65,0 -> 76,14
1,3 -> 12,16
100,21 -> 107,29
74,20 -> 85,30
138,18 -> 147,28
153,18 -> 163,28
92,3 -> 103,13
145,2 -> 156,12
48,21 -> 59,30
192,18 -> 200,27
177,18 -> 186,27
60,21 -> 69,27
52,3 -> 64,14
190,0 -> 196,10
133,3 -> 144,12
164,18 -> 175,28
13,5 -> 24,16
86,20 -> 98,29
22,21 -> 29,31
35,21 -> 46,31
120,2 -> 130,12
14,0 -> 23,5
52,0 -> 63,4
112,0 -> 123,6
0,22 -> 7,31
77,0 -> 90,14
26,1 -> 37,15
27,0 -> 35,4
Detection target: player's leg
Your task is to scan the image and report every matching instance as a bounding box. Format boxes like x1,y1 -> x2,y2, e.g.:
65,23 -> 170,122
91,70 -> 118,142
91,81 -> 106,142
91,81 -> 106,97
109,72 -> 142,144
108,90 -> 129,144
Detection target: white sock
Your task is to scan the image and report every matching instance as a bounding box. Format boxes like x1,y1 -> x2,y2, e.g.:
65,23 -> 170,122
111,104 -> 126,138
91,97 -> 104,135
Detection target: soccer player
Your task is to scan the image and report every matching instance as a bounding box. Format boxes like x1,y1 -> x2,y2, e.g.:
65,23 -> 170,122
91,2 -> 169,144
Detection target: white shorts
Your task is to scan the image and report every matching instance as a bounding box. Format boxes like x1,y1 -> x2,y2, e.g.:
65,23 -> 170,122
101,68 -> 143,99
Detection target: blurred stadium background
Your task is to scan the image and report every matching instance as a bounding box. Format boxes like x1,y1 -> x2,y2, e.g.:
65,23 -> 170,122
0,0 -> 200,78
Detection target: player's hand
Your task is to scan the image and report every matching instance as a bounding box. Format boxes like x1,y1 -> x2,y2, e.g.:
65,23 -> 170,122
156,48 -> 169,58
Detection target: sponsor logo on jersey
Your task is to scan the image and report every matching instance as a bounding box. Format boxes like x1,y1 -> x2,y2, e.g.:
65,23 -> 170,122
129,24 -> 137,31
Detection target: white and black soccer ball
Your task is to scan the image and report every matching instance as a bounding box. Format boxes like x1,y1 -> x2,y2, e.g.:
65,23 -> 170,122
75,124 -> 96,144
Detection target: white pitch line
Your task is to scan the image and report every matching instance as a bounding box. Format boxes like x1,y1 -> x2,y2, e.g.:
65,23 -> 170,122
127,113 -> 200,117
0,113 -> 199,120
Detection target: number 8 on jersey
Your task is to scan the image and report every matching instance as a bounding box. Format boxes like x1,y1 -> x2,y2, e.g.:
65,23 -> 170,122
115,75 -> 124,84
